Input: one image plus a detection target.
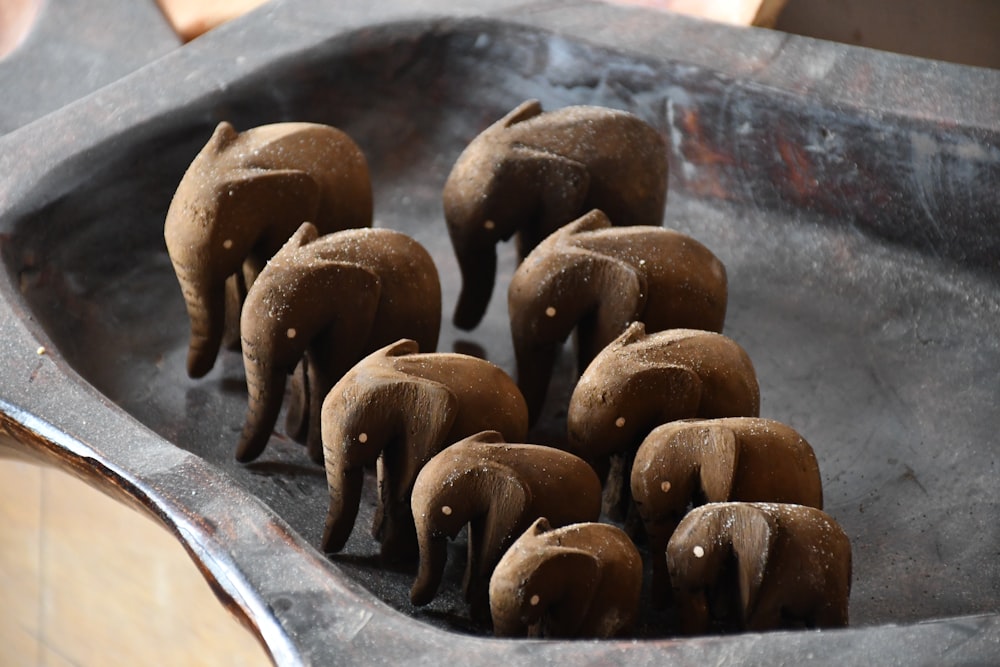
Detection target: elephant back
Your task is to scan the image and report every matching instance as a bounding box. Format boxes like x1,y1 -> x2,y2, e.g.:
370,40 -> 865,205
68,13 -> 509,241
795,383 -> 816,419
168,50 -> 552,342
311,227 -> 442,354
714,417 -> 824,509
394,352 -> 529,443
234,122 -> 373,233
483,442 -> 603,525
619,327 -> 760,418
508,106 -> 667,228
570,223 -> 728,334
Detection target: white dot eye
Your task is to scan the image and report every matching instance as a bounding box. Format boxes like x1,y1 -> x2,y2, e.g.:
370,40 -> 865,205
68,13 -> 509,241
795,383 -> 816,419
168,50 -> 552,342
358,433 -> 368,444
483,220 -> 496,231
441,505 -> 453,516
529,594 -> 540,606
615,417 -> 626,428
693,545 -> 705,558
286,327 -> 297,339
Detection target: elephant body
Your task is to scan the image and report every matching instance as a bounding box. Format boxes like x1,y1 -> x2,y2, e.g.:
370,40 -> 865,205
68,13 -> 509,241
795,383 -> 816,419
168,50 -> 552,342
489,518 -> 642,638
165,121 -> 372,378
566,322 -> 760,519
630,417 -> 824,604
321,339 -> 529,561
444,99 -> 668,329
237,223 -> 440,463
409,431 -> 602,619
667,502 -> 851,633
509,209 -> 727,421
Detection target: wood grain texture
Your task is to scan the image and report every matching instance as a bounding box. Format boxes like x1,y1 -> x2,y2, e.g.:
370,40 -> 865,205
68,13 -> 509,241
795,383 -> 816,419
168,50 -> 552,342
0,460 -> 272,667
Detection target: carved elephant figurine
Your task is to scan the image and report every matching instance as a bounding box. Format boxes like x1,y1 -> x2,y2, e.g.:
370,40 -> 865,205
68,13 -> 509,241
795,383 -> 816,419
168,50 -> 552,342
165,120 -> 372,379
567,322 -> 760,520
509,209 -> 727,422
320,339 -> 529,562
667,502 -> 852,634
444,99 -> 668,330
236,223 -> 440,463
409,431 -> 602,620
489,518 -> 642,638
630,417 -> 824,605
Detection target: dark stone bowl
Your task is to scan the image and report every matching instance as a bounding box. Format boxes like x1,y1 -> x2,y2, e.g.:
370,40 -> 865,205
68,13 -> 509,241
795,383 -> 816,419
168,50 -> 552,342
1,0 -> 998,663
0,0 -> 178,134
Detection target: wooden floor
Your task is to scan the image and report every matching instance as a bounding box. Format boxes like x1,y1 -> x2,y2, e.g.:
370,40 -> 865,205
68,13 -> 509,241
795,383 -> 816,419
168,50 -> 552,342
0,458 -> 272,667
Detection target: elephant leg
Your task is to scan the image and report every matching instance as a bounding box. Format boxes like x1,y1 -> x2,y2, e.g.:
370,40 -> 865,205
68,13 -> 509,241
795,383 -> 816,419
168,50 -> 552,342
463,519 -> 497,625
647,522 -> 677,609
373,447 -> 420,564
284,358 -> 310,444
602,453 -> 636,525
222,272 -> 247,351
305,352 -> 332,464
811,598 -> 849,628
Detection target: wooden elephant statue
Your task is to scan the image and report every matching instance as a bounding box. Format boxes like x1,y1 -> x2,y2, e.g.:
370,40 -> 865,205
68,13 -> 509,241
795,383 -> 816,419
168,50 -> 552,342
409,431 -> 601,620
321,339 -> 529,562
631,417 -> 824,605
508,208 -> 727,422
667,502 -> 852,634
164,121 -> 372,379
236,223 -> 440,463
444,99 -> 668,330
567,322 -> 760,520
489,518 -> 642,638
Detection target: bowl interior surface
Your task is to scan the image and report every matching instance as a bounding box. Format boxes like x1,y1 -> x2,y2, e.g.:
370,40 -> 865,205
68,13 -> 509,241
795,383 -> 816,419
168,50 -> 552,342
9,20 -> 1000,636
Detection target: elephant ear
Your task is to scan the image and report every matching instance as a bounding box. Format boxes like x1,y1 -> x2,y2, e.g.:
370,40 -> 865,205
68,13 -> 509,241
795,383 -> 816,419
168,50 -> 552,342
218,168 -> 322,257
696,424 -> 739,501
558,210 -> 649,358
402,376 -> 459,455
501,99 -> 544,128
626,364 -> 703,426
479,464 -> 531,569
529,547 -> 600,635
507,145 -> 590,231
731,505 -> 777,621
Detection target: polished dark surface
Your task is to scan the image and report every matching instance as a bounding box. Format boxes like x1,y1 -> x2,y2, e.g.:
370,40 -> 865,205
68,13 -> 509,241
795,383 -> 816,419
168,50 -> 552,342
0,0 -> 998,664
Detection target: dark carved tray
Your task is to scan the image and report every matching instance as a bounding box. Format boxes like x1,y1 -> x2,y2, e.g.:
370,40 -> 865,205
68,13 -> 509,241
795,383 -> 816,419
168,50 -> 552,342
1,0 -> 998,664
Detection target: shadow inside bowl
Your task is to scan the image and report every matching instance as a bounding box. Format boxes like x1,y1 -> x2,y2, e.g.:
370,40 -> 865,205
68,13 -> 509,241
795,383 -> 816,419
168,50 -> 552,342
7,18 -> 1000,638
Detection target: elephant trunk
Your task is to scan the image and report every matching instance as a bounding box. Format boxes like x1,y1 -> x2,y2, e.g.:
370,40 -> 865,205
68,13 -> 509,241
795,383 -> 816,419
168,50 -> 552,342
452,245 -> 497,330
235,351 -> 286,463
411,533 -> 448,606
322,465 -> 364,553
172,257 -> 226,379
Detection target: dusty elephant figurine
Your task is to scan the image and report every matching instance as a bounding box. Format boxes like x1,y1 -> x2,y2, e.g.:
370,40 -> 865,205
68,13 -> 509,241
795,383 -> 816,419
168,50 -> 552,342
165,120 -> 372,379
509,208 -> 727,422
237,223 -> 441,463
409,431 -> 602,620
320,339 -> 529,561
667,502 -> 852,634
444,99 -> 668,330
631,417 -> 824,605
489,517 -> 642,638
567,322 -> 760,520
